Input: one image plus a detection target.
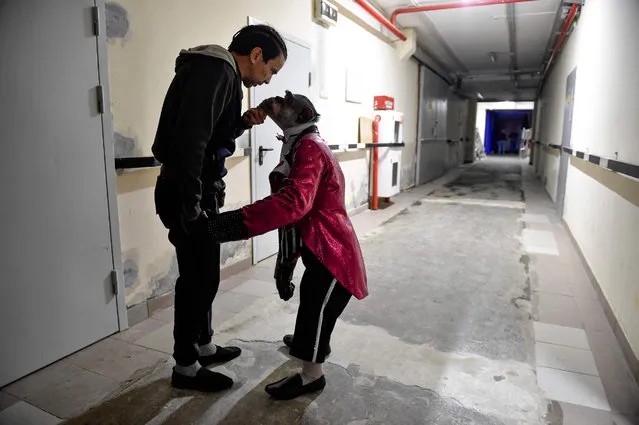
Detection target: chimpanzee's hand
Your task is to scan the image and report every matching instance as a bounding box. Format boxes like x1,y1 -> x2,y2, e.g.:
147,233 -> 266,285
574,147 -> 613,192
275,278 -> 295,301
242,107 -> 267,128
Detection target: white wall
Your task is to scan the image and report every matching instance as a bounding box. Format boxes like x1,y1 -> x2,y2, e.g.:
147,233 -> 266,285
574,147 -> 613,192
309,12 -> 419,193
533,23 -> 579,199
106,0 -> 419,307
536,0 -> 639,360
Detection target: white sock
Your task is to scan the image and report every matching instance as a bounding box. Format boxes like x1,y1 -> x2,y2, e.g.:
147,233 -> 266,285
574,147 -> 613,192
174,362 -> 201,377
301,361 -> 323,385
199,342 -> 217,356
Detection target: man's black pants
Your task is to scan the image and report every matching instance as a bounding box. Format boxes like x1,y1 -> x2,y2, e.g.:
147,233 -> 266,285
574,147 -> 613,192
155,175 -> 221,367
169,228 -> 220,366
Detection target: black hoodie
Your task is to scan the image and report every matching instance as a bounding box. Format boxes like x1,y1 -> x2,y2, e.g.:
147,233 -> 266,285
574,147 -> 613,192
152,45 -> 246,220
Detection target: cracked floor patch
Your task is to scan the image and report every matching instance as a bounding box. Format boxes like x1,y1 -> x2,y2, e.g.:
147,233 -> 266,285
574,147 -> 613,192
217,344 -> 506,425
210,295 -> 547,424
62,341 -> 511,425
345,200 -> 534,364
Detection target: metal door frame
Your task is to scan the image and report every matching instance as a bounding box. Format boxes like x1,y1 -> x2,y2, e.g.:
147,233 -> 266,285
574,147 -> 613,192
247,16 -> 312,264
95,0 -> 128,329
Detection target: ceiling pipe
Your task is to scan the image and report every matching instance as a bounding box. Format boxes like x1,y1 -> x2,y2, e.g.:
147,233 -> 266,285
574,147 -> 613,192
353,0 -> 408,41
538,1 -> 567,76
391,0 -> 537,26
542,4 -> 579,75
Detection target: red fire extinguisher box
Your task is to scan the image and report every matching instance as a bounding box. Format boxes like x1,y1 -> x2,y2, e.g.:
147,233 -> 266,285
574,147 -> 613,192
374,95 -> 395,110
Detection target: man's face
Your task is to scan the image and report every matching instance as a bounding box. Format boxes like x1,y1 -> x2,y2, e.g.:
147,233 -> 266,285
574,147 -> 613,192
242,47 -> 285,88
260,90 -> 301,130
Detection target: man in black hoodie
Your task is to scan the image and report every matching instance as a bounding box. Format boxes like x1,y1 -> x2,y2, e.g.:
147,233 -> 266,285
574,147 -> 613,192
152,24 -> 287,392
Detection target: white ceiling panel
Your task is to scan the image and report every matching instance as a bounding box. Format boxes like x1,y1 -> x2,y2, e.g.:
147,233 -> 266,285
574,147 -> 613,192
397,12 -> 462,70
414,4 -> 512,71
515,0 -> 561,69
368,0 -> 565,100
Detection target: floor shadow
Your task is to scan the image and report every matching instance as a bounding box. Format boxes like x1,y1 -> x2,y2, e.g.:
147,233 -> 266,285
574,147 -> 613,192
62,357 -> 321,425
62,374 -> 225,425
62,376 -> 173,425
216,360 -> 322,425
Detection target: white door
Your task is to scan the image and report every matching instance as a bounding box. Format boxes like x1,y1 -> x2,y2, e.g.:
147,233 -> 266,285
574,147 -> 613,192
0,1 -> 120,386
249,23 -> 312,264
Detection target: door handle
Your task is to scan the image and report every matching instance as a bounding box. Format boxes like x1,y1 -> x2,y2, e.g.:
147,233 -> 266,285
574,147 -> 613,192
258,146 -> 274,166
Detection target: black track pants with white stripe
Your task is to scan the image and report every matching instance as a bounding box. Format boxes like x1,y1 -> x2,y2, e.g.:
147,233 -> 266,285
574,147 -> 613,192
289,247 -> 352,364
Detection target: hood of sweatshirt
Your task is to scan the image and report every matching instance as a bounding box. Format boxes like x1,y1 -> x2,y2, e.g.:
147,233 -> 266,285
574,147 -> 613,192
175,44 -> 239,74
174,44 -> 242,100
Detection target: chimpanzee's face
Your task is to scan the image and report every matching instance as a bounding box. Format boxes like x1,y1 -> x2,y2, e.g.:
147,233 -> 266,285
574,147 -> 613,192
259,90 -> 302,130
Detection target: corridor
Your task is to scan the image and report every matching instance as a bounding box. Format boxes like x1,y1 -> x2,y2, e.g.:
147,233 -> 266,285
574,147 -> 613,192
2,0 -> 639,424
1,158 -> 636,425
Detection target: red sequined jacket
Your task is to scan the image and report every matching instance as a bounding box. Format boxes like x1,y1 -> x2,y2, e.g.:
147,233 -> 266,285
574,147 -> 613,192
241,133 -> 368,300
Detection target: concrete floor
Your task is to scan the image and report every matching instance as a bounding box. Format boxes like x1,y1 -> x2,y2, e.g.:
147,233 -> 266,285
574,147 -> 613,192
1,157 -> 638,425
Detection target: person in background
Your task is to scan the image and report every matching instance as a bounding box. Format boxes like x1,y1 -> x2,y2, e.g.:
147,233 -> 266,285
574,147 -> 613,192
497,130 -> 508,155
152,24 -> 288,393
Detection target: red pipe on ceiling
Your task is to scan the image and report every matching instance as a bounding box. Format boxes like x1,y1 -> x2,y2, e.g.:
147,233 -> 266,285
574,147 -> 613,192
390,0 -> 537,26
543,4 -> 579,75
353,0 -> 408,41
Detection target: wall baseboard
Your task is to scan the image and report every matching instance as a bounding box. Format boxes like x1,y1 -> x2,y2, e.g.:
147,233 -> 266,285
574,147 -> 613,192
348,203 -> 369,217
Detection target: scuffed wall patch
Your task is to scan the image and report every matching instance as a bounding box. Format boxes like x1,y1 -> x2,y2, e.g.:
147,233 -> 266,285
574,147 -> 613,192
149,254 -> 178,298
123,258 -> 139,288
105,2 -> 130,40
113,131 -> 137,158
340,157 -> 369,211
122,248 -> 142,301
221,240 -> 251,267
348,178 -> 368,211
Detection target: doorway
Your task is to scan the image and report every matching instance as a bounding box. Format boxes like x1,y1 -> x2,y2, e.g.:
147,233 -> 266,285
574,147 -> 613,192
484,109 -> 532,156
248,18 -> 312,264
556,67 -> 577,217
0,1 -> 122,386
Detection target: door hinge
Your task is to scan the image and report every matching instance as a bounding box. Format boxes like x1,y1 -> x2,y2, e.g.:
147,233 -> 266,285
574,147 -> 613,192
308,72 -> 312,87
111,270 -> 120,295
96,85 -> 105,114
91,6 -> 101,37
